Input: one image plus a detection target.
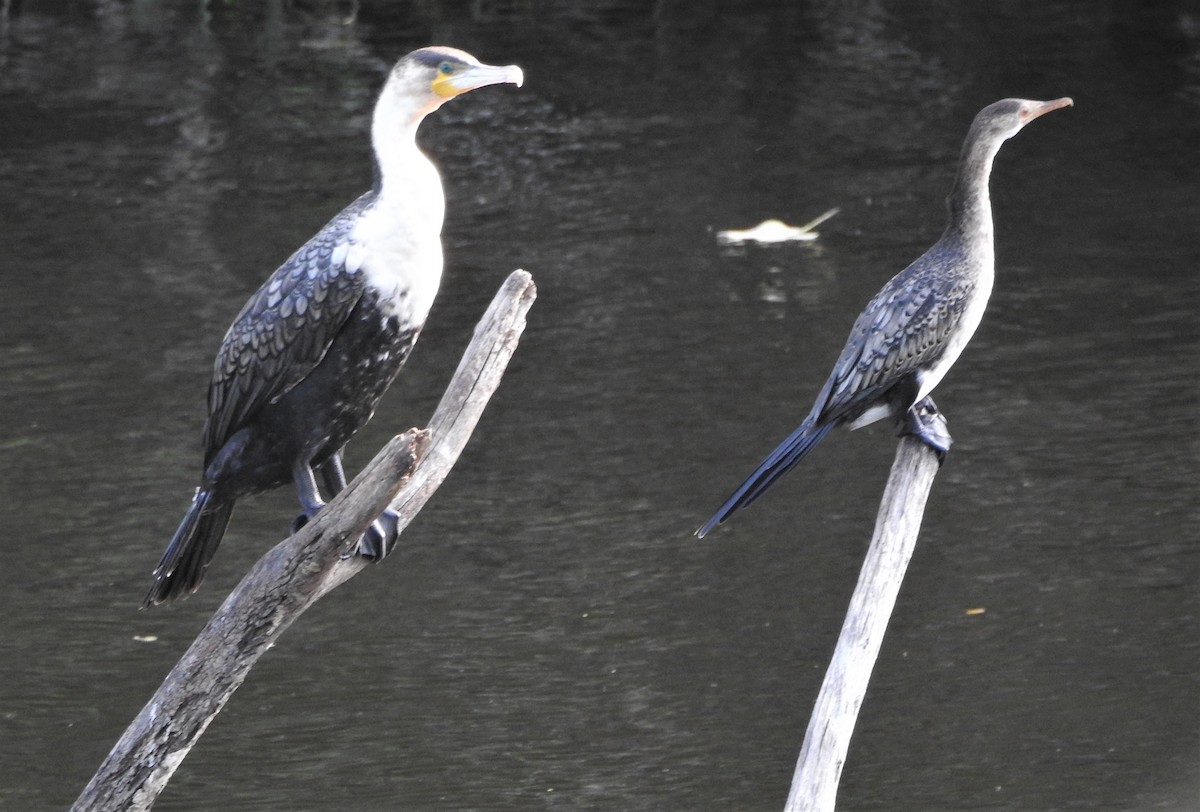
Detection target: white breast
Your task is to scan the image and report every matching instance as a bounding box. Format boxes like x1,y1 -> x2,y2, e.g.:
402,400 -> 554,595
349,150 -> 445,327
916,260 -> 994,402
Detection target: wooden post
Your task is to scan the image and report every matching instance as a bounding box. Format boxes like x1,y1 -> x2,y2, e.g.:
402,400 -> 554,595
73,269 -> 537,812
784,435 -> 942,812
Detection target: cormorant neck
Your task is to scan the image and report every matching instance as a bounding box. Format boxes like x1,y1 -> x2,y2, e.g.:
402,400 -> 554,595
369,88 -> 442,197
945,128 -> 1002,244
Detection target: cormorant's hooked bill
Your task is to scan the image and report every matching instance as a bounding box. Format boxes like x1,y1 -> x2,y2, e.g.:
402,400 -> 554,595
696,97 -> 1073,538
412,47 -> 524,97
143,47 -> 522,606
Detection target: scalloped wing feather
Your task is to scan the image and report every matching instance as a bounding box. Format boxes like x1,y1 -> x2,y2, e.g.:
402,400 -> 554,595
202,196 -> 374,459
820,256 -> 972,424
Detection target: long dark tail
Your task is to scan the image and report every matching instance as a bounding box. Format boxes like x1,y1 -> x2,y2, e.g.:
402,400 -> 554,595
696,419 -> 835,538
142,488 -> 235,607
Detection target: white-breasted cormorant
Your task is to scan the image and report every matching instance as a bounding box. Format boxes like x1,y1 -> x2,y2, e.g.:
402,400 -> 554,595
144,47 -> 523,605
697,97 -> 1072,538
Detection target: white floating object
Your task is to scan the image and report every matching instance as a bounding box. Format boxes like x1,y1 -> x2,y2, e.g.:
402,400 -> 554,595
717,207 -> 840,245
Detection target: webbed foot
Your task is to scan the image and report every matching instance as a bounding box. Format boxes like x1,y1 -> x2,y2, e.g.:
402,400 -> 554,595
291,506 -> 323,535
343,508 -> 401,561
901,396 -> 952,464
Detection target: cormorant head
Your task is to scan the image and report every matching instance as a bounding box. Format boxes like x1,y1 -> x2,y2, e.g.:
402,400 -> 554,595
382,46 -> 523,121
369,46 -> 522,191
971,97 -> 1073,144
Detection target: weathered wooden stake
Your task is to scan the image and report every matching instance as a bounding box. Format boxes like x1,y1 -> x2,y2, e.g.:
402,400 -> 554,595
784,435 -> 942,812
73,269 -> 536,812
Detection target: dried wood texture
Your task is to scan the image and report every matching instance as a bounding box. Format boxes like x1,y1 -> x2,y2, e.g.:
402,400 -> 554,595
784,436 -> 941,812
73,269 -> 536,812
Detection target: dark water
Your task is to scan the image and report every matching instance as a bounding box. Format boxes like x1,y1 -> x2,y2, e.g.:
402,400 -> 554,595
1,1 -> 1197,810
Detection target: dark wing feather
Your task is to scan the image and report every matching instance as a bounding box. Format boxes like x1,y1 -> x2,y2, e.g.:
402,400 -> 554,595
202,194 -> 375,459
818,244 -> 974,423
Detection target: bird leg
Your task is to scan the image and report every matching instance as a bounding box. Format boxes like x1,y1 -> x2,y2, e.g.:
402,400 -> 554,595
318,452 -> 349,494
900,396 -> 953,463
319,451 -> 400,562
290,461 -> 327,534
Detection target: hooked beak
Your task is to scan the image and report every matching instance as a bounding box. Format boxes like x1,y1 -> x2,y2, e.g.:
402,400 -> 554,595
1021,96 -> 1073,123
434,62 -> 524,98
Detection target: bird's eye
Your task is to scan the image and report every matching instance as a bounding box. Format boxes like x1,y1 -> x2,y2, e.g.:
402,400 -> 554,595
439,62 -> 454,75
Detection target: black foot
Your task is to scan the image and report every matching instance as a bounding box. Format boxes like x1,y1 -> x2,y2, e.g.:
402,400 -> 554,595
343,508 -> 401,561
901,396 -> 953,463
291,507 -> 323,534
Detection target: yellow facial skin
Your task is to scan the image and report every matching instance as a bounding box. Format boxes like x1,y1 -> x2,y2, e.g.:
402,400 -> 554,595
431,62 -> 461,98
432,61 -> 524,98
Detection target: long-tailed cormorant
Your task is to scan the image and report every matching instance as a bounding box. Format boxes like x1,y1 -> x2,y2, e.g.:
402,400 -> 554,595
697,97 -> 1072,538
144,47 -> 523,605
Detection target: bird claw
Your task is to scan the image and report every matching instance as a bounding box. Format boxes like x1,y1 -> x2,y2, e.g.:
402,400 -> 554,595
343,508 -> 401,561
901,396 -> 953,464
290,508 -> 322,534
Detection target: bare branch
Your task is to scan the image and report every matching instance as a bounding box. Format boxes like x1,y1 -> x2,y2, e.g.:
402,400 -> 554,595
784,436 -> 942,812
